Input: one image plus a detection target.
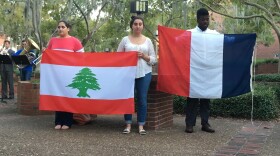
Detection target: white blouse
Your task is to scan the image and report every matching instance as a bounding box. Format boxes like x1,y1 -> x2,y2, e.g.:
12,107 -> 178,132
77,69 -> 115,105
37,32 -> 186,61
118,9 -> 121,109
117,36 -> 157,78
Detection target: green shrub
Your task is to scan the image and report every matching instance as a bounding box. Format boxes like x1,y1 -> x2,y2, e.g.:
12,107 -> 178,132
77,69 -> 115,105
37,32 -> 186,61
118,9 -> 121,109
173,96 -> 187,114
254,74 -> 280,82
14,69 -> 20,76
173,83 -> 280,120
254,58 -> 278,67
211,84 -> 280,120
255,82 -> 280,107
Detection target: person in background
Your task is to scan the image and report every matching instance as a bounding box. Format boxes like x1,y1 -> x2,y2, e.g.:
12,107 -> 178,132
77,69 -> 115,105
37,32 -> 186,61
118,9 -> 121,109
46,20 -> 84,130
185,8 -> 219,134
0,40 -> 15,99
14,39 -> 35,81
117,15 -> 157,135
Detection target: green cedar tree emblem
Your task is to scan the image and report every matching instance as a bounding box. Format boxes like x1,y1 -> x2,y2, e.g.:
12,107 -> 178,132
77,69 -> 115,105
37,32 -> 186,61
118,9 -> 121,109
66,67 -> 101,98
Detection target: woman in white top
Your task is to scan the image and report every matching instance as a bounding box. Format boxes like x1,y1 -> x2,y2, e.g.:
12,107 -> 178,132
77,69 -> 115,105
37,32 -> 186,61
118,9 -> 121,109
117,16 -> 157,135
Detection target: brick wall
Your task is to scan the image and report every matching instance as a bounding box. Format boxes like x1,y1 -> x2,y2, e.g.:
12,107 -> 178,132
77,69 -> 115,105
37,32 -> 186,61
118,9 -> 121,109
255,63 -> 278,75
146,75 -> 173,130
17,81 -> 52,115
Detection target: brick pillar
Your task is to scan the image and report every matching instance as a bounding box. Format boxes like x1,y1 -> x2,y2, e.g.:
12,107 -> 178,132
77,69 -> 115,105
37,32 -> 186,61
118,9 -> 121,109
146,75 -> 173,130
17,81 -> 52,115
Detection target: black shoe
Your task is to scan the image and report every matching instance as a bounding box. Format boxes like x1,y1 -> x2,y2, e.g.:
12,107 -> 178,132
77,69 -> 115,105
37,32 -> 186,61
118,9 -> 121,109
201,124 -> 215,133
185,125 -> 194,133
8,97 -> 14,99
2,96 -> 8,99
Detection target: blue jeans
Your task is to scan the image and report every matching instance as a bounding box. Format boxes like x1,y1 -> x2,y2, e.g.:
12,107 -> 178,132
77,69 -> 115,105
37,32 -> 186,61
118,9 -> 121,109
124,72 -> 152,126
20,70 -> 32,81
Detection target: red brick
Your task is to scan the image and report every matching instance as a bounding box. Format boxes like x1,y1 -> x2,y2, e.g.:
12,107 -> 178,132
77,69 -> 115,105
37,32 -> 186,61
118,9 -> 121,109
255,63 -> 277,74
215,154 -> 234,156
216,149 -> 238,155
238,149 -> 259,155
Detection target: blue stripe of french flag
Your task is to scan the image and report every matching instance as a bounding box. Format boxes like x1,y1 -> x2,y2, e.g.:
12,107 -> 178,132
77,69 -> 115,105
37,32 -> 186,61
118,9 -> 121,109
157,25 -> 256,99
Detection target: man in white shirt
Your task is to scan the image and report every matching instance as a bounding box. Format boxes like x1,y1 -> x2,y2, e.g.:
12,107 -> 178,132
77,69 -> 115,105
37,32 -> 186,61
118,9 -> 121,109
0,40 -> 15,99
185,8 -> 217,133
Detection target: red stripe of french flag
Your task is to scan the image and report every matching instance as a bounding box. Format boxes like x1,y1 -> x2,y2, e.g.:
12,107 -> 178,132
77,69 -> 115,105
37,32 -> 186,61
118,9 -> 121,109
157,25 -> 191,97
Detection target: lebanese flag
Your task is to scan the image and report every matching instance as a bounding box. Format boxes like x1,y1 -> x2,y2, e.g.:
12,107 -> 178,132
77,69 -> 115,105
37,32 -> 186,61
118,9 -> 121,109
39,50 -> 137,114
157,25 -> 256,98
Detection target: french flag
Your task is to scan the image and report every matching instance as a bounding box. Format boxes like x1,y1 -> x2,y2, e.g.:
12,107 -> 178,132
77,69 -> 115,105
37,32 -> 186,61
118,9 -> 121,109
157,25 -> 256,98
39,50 -> 137,114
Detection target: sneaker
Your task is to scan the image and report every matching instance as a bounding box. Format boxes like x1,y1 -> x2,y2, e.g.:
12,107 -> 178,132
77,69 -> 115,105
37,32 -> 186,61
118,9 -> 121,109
2,96 -> 8,99
139,129 -> 146,135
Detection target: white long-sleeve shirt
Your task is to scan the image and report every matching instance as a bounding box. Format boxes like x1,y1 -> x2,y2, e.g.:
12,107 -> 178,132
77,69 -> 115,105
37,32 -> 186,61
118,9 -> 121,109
190,26 -> 219,34
117,36 -> 157,78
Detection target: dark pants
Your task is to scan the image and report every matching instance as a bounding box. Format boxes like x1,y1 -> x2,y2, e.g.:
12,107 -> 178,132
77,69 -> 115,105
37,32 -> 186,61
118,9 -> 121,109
20,70 -> 32,81
185,98 -> 210,126
1,70 -> 14,98
55,111 -> 73,127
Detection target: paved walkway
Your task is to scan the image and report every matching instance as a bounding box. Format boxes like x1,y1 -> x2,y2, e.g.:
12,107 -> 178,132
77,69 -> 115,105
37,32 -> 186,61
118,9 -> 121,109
0,99 -> 279,156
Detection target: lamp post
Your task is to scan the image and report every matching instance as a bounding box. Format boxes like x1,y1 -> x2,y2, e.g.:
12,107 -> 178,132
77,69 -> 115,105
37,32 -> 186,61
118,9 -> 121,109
130,0 -> 148,15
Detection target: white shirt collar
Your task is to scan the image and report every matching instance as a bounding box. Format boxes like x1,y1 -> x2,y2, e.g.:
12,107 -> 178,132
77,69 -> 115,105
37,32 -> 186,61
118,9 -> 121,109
195,26 -> 208,32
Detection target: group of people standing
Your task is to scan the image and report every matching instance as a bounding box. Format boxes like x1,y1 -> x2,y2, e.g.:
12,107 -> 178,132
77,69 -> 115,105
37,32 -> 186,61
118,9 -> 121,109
0,7 -> 216,135
48,17 -> 157,134
48,8 -> 216,135
0,38 -> 36,100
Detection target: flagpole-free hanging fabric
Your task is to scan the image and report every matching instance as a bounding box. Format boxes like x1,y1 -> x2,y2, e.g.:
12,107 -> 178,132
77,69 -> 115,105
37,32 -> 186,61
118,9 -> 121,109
157,25 -> 256,99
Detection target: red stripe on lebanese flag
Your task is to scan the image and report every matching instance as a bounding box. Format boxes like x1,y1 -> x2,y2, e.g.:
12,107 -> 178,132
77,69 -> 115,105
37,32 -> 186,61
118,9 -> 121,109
40,95 -> 135,114
157,25 -> 191,96
40,50 -> 137,114
42,49 -> 137,67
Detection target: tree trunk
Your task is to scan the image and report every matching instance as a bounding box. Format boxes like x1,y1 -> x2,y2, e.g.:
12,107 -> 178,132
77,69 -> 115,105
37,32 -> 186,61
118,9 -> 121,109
31,0 -> 43,49
277,35 -> 280,73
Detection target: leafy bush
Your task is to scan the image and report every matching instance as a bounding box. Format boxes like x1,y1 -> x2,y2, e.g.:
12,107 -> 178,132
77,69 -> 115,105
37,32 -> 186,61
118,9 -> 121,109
173,83 -> 280,120
14,69 -> 20,76
254,58 -> 278,67
211,83 -> 280,120
254,74 -> 280,82
173,96 -> 187,114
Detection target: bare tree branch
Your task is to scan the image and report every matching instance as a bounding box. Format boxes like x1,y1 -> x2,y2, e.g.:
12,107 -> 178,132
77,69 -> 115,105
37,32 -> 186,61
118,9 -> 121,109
145,27 -> 158,43
73,0 -> 89,34
199,1 -> 263,19
82,2 -> 112,46
272,12 -> 280,16
274,0 -> 280,11
199,0 -> 280,38
164,15 -> 183,26
244,1 -> 273,18
199,0 -> 280,35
